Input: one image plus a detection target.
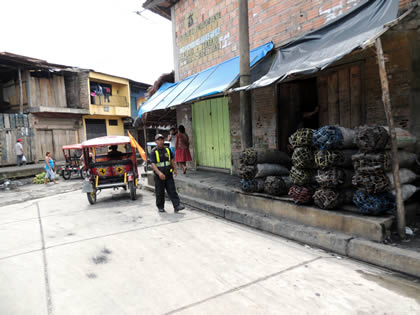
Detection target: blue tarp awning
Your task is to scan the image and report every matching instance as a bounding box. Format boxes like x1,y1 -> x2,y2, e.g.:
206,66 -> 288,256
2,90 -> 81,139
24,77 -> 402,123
139,41 -> 274,116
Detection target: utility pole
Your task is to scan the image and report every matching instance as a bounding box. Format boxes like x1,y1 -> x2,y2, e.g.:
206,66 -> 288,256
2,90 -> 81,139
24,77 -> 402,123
375,37 -> 406,239
239,0 -> 252,149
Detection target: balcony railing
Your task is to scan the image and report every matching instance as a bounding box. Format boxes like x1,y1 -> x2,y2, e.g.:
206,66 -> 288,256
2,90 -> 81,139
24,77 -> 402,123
90,95 -> 128,107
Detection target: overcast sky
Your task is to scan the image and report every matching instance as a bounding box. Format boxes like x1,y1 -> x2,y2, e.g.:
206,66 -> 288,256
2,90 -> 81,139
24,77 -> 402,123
0,0 -> 174,85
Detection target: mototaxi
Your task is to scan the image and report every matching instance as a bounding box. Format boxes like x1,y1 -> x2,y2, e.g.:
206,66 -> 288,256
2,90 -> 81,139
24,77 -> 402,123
59,144 -> 85,180
81,136 -> 139,204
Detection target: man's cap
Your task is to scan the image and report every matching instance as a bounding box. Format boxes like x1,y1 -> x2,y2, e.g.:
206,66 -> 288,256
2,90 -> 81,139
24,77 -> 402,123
17,138 -> 22,142
155,134 -> 164,140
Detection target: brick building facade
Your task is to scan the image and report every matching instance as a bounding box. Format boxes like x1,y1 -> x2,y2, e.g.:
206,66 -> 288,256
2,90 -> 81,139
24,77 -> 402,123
172,0 -> 413,80
144,0 -> 419,174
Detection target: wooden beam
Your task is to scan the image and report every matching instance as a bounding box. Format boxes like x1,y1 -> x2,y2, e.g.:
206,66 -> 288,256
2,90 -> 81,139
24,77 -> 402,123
25,71 -> 32,107
18,68 -> 23,114
375,37 -> 406,239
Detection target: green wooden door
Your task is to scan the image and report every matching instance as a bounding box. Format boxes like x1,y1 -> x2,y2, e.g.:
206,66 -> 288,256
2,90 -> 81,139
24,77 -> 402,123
192,97 -> 232,170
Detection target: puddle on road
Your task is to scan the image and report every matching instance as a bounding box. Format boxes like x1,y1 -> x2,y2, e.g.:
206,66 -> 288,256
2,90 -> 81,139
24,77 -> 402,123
357,270 -> 420,303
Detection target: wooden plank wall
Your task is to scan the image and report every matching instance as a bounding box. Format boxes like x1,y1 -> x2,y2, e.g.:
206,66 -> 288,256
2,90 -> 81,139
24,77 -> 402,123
2,79 -> 28,111
33,116 -> 80,161
0,113 -> 35,166
1,72 -> 67,109
31,75 -> 67,107
318,64 -> 362,128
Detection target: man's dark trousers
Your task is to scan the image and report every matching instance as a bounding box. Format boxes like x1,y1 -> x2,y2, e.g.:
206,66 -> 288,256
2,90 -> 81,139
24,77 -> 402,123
154,173 -> 180,209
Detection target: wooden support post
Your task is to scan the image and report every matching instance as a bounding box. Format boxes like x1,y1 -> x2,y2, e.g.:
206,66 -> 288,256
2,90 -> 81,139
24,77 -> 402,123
18,68 -> 23,114
25,71 -> 32,107
143,121 -> 147,157
375,38 -> 406,239
239,0 -> 252,149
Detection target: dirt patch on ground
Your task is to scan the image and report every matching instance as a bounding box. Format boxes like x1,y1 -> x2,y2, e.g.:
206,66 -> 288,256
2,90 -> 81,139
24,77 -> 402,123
91,247 -> 112,264
86,273 -> 97,279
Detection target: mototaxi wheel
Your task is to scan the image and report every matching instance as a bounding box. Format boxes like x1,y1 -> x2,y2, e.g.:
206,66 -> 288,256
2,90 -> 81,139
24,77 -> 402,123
129,181 -> 137,200
62,170 -> 71,180
87,190 -> 97,204
80,169 -> 87,179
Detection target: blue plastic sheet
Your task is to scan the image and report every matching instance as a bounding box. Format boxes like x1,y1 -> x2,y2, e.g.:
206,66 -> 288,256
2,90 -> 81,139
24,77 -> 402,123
139,41 -> 274,117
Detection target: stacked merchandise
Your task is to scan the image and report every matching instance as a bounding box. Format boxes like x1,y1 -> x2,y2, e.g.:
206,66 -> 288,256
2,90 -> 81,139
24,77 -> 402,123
312,126 -> 356,210
288,129 -> 316,204
352,126 -> 396,215
384,133 -> 419,205
239,148 -> 290,195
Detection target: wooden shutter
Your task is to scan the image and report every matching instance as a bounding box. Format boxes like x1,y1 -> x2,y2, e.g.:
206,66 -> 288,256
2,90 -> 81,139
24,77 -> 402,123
318,64 -> 362,128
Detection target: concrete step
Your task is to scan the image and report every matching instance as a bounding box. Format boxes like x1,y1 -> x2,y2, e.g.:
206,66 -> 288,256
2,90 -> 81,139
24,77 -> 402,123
179,193 -> 353,256
175,176 -> 394,242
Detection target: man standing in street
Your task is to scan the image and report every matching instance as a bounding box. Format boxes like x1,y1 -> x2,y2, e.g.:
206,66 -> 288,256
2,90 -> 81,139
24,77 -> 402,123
15,138 -> 26,166
150,134 -> 185,213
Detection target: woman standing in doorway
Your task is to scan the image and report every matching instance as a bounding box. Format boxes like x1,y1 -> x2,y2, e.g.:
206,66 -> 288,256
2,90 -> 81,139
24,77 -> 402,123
175,125 -> 192,174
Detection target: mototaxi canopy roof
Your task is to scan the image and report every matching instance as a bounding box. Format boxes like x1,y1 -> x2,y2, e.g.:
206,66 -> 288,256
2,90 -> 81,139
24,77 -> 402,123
62,144 -> 82,150
81,136 -> 131,148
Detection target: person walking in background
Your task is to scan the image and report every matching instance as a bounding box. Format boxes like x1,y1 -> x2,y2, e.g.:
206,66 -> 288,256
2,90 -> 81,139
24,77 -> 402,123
168,127 -> 177,157
175,125 -> 192,174
15,138 -> 26,166
44,152 -> 58,184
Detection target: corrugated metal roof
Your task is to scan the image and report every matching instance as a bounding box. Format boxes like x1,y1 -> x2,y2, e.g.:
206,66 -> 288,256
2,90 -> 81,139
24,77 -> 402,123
0,52 -> 76,70
139,41 -> 274,117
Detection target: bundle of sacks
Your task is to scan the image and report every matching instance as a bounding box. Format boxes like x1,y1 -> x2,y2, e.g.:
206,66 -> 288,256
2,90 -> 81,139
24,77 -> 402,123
288,129 -> 316,204
239,147 -> 291,195
351,126 -> 418,215
312,126 -> 356,209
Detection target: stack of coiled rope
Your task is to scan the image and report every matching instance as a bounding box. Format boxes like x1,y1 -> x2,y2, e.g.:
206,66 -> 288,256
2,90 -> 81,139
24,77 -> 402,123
288,129 -> 316,204
239,148 -> 290,195
352,126 -> 395,215
312,126 -> 356,210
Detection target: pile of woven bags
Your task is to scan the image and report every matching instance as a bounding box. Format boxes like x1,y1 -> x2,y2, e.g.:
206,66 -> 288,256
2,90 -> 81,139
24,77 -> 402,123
288,128 -> 316,204
239,148 -> 291,195
237,125 -> 418,217
352,126 -> 419,215
312,126 -> 356,209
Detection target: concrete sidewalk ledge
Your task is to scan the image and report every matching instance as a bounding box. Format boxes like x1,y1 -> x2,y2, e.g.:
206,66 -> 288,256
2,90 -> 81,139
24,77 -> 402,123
180,193 -> 352,256
175,177 -> 393,242
0,165 -> 45,180
0,162 -> 65,180
348,239 -> 420,278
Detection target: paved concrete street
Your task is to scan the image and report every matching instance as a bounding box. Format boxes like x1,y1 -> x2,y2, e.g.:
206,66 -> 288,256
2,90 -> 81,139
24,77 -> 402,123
1,186 -> 420,315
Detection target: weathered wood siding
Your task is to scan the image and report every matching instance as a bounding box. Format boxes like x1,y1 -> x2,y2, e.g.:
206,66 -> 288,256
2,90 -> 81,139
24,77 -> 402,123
32,116 -> 81,161
0,114 -> 35,166
2,72 -> 67,110
30,75 -> 67,107
318,64 -> 363,128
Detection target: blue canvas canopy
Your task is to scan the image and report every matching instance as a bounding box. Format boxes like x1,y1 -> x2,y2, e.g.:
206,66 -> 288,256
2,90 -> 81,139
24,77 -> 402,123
139,41 -> 274,117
